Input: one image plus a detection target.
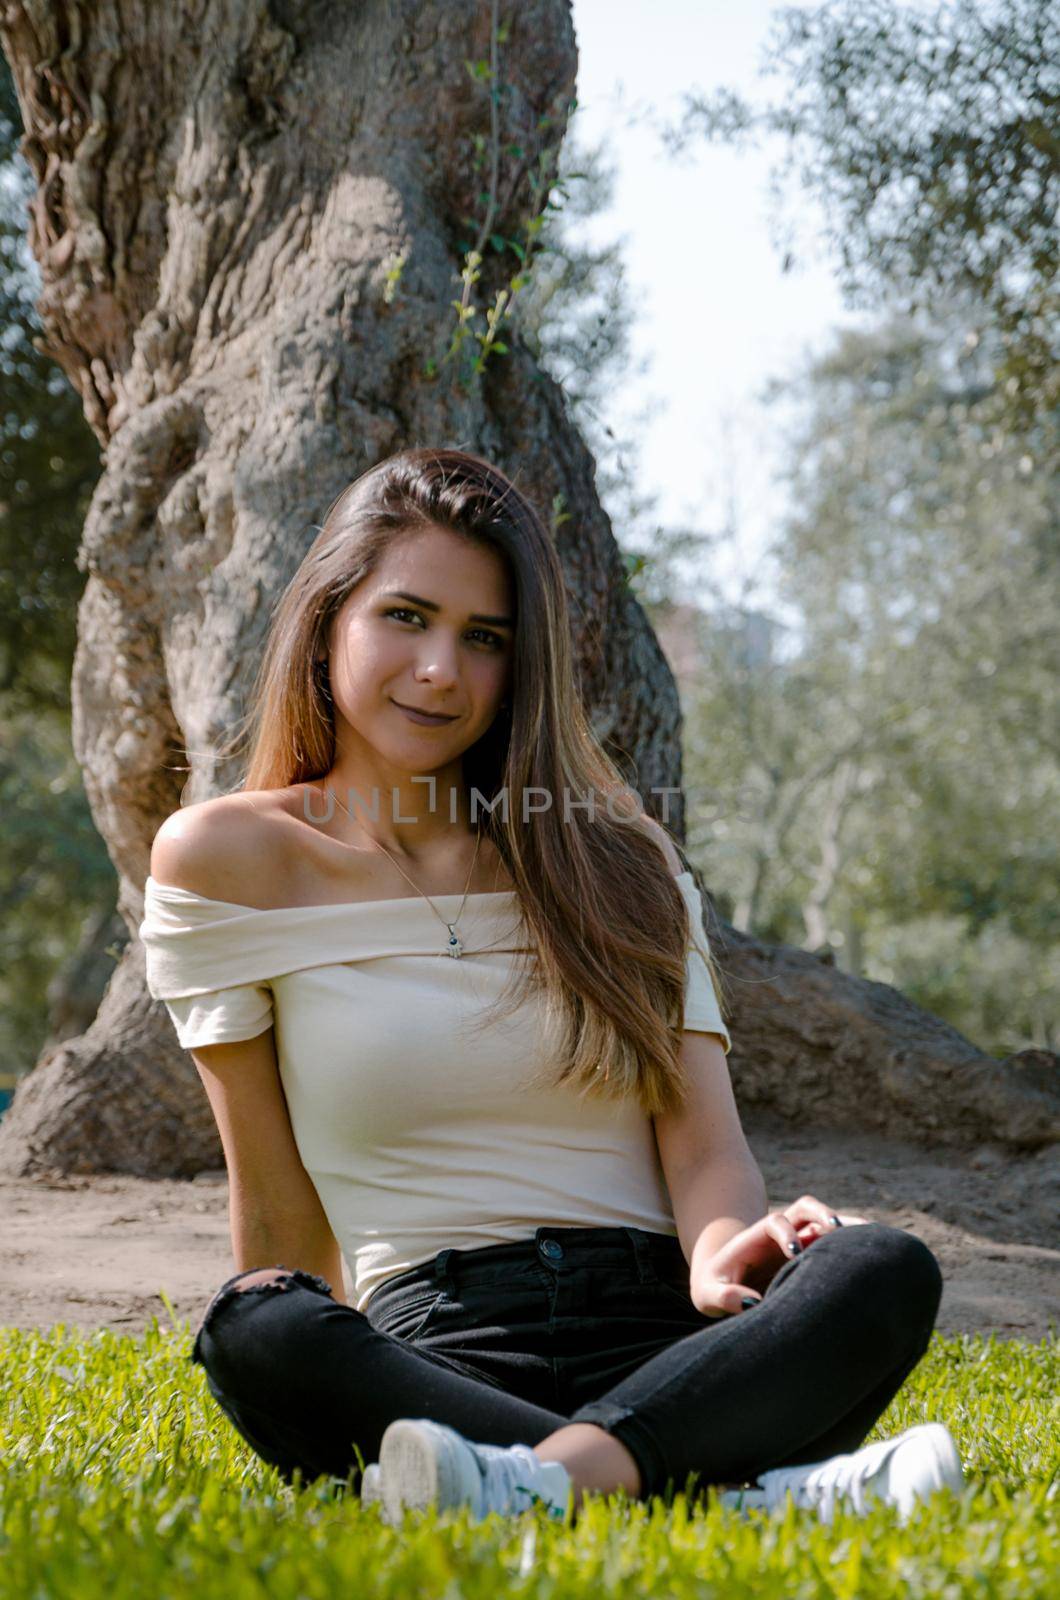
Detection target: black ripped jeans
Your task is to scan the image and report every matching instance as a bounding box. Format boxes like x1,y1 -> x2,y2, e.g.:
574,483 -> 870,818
189,1221 -> 943,1503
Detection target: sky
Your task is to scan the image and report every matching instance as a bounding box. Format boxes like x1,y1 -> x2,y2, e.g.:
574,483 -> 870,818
568,0 -> 870,621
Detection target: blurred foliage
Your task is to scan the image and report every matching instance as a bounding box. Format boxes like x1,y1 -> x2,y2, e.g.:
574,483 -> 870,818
774,315 -> 1056,942
676,310 -> 1057,1058
639,0 -> 1058,1059
0,66 -> 100,710
0,712 -> 122,1059
0,55 -> 112,1079
664,0 -> 1059,455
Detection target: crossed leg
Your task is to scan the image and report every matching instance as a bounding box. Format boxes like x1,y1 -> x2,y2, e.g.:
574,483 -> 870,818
201,1266 -> 640,1505
194,1229 -> 941,1507
195,1265 -> 736,1506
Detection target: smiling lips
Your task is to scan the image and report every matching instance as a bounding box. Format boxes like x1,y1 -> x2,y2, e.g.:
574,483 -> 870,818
392,699 -> 459,723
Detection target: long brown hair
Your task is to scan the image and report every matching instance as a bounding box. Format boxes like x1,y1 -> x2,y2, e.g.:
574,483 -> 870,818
223,447 -> 728,1116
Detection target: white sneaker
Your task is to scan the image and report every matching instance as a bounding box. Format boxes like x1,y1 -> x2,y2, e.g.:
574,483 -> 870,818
377,1417 -> 573,1523
746,1422 -> 966,1524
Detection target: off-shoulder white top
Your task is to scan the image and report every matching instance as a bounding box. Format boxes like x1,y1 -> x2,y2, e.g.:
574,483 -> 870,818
139,870 -> 731,1311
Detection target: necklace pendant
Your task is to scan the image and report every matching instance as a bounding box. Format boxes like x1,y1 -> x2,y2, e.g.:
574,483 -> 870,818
446,926 -> 463,958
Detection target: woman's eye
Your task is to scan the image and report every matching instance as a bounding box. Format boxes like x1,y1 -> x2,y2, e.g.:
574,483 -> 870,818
384,608 -> 503,649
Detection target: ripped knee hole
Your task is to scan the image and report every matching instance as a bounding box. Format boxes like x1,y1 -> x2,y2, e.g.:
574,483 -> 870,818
231,1268 -> 295,1292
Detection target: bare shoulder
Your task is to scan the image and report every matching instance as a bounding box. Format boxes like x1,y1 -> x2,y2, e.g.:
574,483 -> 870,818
633,811 -> 684,876
149,791 -> 289,905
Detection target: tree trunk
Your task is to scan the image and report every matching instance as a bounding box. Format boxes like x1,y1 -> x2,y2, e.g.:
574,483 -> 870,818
800,757 -> 856,953
42,900 -> 129,1052
0,0 -> 1054,1176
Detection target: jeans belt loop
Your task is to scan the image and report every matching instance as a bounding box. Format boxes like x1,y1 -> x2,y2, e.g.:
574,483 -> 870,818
622,1226 -> 657,1286
434,1247 -> 458,1295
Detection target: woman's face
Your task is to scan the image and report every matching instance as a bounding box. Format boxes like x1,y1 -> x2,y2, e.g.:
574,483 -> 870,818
323,523 -> 515,769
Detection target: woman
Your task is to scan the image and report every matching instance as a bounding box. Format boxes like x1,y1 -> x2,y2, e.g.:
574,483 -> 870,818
140,447 -> 965,1527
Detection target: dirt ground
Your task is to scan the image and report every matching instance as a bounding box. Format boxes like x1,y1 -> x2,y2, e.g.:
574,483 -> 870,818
1,1115 -> 1057,1342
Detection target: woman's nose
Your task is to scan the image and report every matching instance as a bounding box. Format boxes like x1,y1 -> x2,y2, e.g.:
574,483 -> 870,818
413,639 -> 460,683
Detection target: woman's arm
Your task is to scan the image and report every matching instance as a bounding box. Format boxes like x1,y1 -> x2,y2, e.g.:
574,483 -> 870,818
666,1156 -> 769,1287
234,1203 -> 348,1304
191,1032 -> 351,1306
638,815 -> 770,1282
653,1030 -> 768,1276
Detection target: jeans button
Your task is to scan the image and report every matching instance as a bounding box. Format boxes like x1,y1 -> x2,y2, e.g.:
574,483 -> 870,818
540,1238 -> 564,1261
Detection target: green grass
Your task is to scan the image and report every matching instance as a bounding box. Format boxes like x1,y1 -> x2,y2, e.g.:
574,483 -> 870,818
0,1312 -> 1056,1598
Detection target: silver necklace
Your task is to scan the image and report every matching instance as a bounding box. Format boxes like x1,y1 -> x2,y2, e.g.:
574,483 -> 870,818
321,784 -> 482,958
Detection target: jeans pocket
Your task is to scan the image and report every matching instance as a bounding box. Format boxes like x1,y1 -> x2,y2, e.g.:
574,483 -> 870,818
373,1285 -> 449,1341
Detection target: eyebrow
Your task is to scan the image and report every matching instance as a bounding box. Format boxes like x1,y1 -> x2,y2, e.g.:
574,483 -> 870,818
382,590 -> 514,628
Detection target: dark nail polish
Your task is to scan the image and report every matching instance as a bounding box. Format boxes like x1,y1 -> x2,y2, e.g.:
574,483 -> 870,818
788,1239 -> 802,1254
830,1215 -> 842,1227
741,1296 -> 759,1309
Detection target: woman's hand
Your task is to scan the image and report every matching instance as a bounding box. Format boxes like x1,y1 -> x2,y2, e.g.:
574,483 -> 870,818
689,1195 -> 870,1319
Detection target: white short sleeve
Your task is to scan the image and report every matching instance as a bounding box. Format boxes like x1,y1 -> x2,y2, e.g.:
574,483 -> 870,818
678,875 -> 732,1052
160,982 -> 274,1050
684,944 -> 732,1051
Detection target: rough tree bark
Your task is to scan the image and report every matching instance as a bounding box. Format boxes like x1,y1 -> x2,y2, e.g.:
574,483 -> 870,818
0,0 -> 1054,1177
